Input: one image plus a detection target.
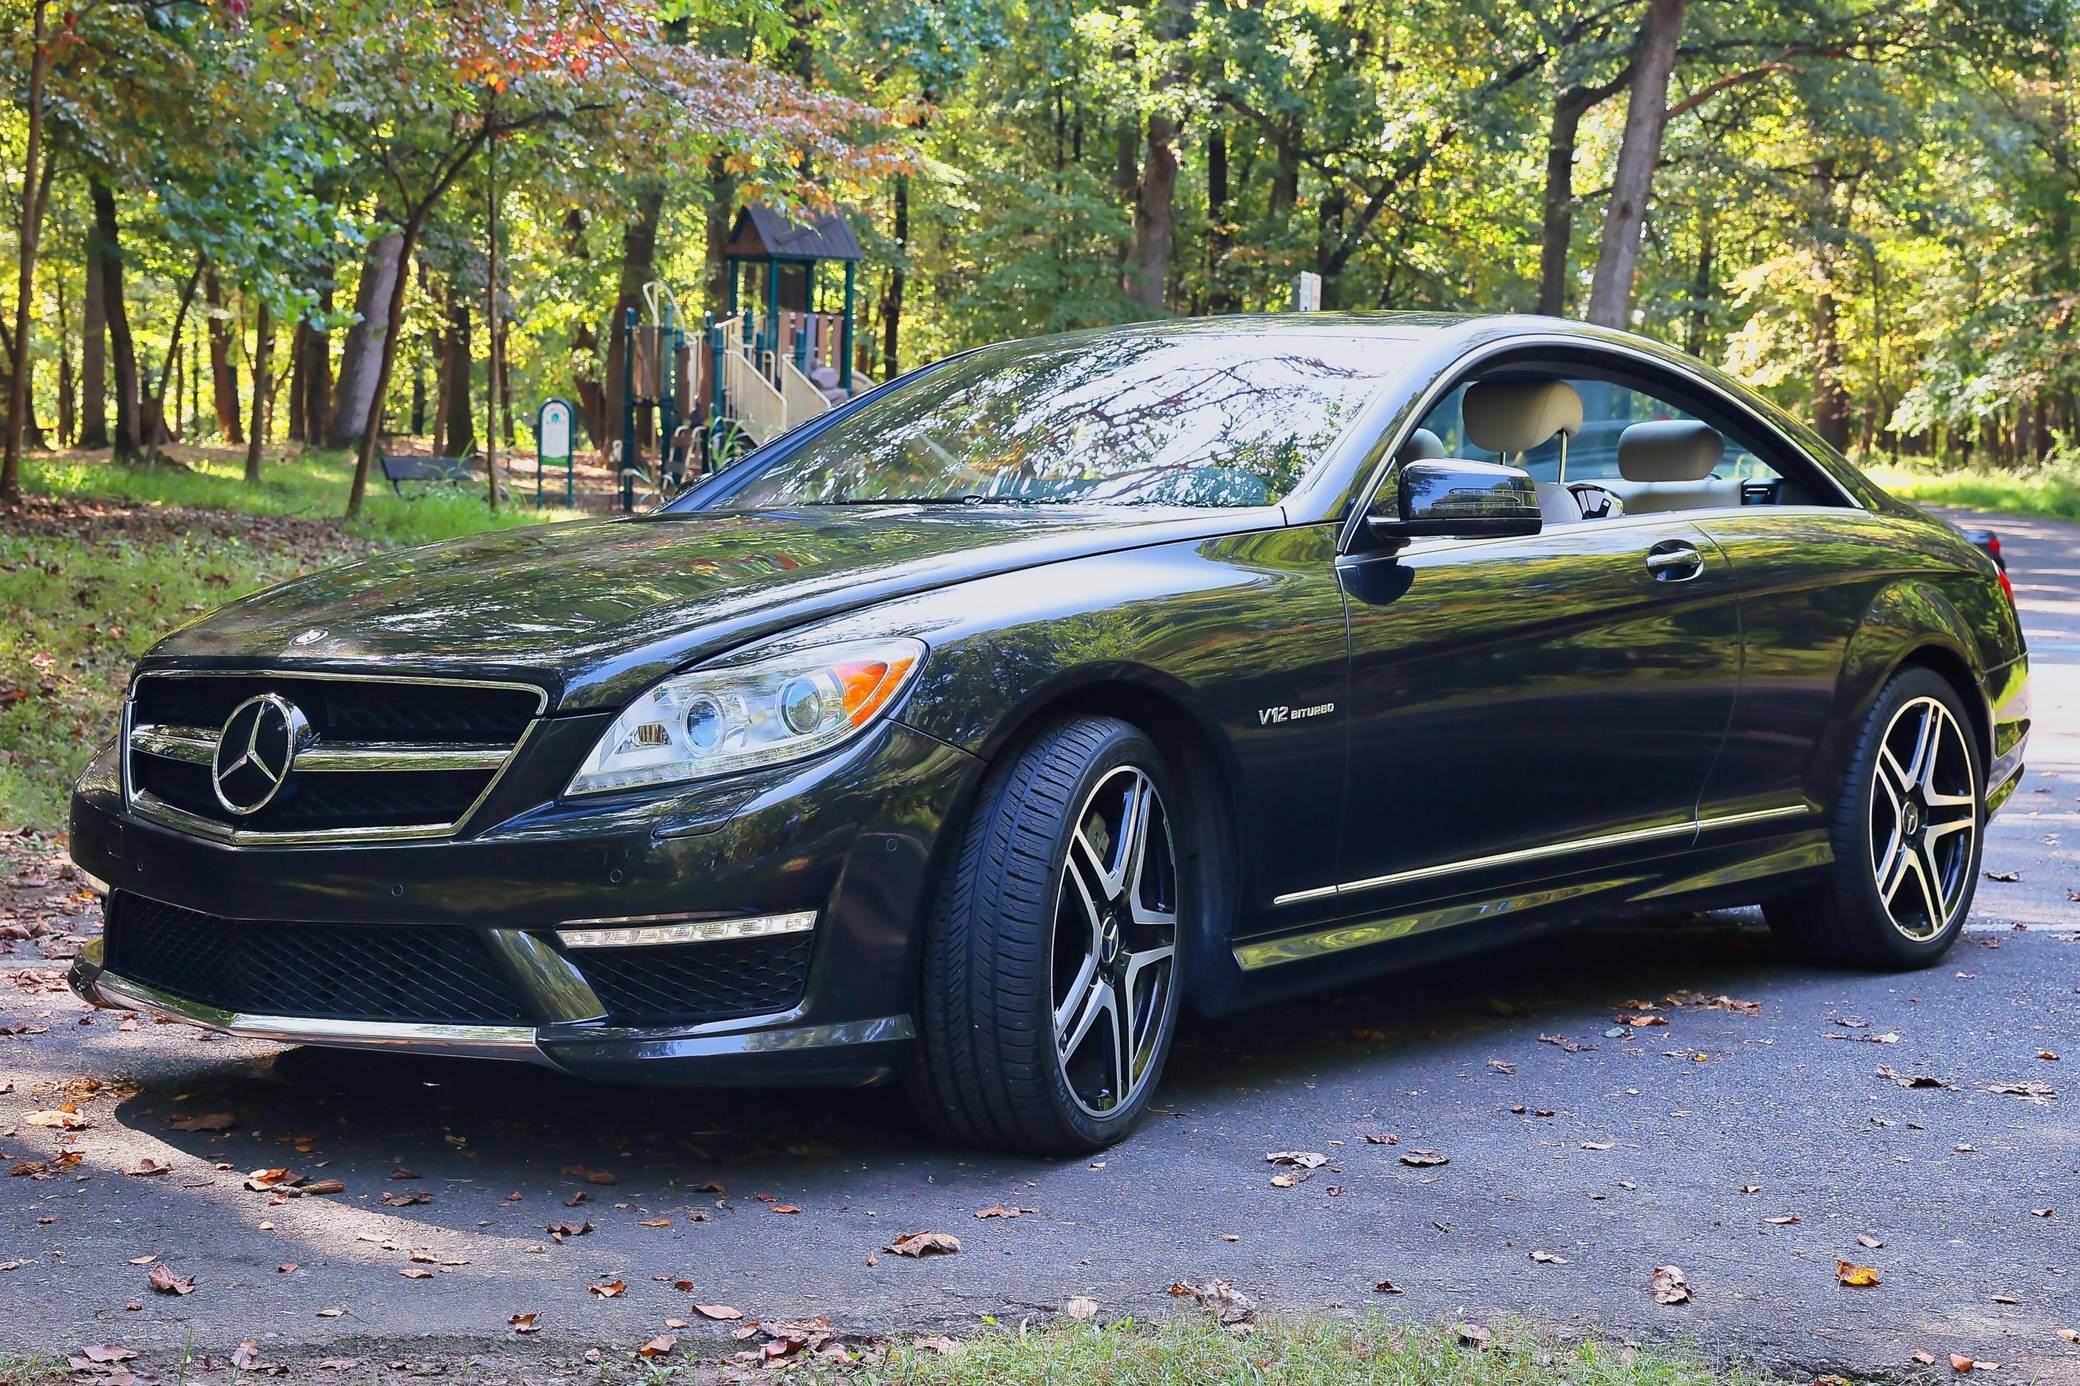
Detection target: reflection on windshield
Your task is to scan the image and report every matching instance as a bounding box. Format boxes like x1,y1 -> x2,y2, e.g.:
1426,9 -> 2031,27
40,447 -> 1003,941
722,328 -> 1399,510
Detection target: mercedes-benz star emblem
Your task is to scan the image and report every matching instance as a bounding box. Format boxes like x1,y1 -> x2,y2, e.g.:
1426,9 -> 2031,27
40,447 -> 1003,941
211,693 -> 312,816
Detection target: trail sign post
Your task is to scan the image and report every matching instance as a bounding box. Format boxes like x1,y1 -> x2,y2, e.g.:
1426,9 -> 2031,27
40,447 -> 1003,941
534,397 -> 574,508
1292,272 -> 1322,312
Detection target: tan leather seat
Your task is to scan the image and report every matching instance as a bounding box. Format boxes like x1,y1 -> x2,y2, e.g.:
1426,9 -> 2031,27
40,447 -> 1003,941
1615,419 -> 1737,513
1463,379 -> 1584,526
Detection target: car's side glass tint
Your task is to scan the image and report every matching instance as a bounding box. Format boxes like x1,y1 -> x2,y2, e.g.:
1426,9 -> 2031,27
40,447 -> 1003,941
1409,371 -> 1825,523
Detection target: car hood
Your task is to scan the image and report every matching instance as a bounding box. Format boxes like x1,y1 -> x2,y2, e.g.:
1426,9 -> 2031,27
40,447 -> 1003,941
145,505 -> 1280,710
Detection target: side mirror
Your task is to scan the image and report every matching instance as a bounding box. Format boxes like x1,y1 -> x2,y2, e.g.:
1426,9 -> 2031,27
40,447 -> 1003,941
1368,459 -> 1541,542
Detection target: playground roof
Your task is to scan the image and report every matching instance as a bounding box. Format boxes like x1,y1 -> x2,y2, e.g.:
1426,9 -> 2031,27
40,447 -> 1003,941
725,205 -> 864,263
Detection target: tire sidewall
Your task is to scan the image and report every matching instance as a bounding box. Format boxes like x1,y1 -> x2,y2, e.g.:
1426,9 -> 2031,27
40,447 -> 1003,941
1027,724 -> 1187,1150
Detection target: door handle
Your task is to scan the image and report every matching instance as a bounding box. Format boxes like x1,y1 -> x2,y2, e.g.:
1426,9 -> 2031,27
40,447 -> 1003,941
1645,540 -> 1705,582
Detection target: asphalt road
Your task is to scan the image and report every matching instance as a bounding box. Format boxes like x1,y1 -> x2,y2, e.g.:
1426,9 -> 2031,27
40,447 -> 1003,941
2,509 -> 2076,1383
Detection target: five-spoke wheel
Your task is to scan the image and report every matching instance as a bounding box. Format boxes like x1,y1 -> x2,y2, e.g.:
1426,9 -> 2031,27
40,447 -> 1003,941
1869,694 -> 1977,941
1052,766 -> 1178,1117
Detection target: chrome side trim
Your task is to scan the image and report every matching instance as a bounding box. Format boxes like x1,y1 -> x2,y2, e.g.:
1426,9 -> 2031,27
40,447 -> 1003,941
1238,874 -> 1645,971
84,967 -> 546,1063
1271,803 -> 1810,907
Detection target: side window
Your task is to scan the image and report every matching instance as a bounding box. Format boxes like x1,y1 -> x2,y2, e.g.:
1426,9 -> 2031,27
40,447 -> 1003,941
1411,367 -> 1824,520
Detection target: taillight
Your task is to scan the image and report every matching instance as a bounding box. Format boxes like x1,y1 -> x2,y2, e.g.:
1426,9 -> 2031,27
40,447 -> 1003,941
1998,567 -> 2017,608
1986,534 -> 2003,564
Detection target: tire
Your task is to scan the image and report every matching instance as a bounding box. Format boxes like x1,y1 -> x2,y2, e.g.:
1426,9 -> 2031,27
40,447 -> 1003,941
1765,666 -> 1985,969
908,716 -> 1187,1154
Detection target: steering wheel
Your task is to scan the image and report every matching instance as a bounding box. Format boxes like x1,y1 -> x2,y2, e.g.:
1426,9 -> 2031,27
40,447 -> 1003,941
1567,482 -> 1624,520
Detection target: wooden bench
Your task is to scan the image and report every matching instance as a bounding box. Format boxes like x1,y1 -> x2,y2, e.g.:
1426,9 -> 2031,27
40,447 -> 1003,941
380,452 -> 477,495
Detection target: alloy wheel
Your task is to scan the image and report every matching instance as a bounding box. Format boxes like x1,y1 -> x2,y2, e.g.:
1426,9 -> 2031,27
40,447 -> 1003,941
1868,695 -> 1977,941
1050,764 -> 1179,1118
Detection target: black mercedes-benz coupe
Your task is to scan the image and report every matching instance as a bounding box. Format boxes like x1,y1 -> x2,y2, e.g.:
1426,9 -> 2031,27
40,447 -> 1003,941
68,314 -> 2029,1153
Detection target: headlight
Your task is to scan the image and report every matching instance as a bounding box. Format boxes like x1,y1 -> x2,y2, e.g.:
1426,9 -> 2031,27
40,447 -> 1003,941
566,637 -> 925,795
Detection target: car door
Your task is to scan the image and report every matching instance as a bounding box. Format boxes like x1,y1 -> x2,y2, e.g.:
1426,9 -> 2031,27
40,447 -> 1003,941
1329,514 -> 1741,912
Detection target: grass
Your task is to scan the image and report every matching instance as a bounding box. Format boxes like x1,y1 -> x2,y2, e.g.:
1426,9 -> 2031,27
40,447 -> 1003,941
0,448 -> 585,831
615,1316 -> 1778,1385
1866,461 -> 2080,521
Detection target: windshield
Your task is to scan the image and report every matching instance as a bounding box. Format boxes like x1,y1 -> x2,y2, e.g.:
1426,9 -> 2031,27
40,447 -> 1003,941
716,327 -> 1398,509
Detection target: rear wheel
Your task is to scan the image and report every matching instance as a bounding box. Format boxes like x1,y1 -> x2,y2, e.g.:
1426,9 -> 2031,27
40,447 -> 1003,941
909,717 -> 1184,1154
1766,667 -> 1983,968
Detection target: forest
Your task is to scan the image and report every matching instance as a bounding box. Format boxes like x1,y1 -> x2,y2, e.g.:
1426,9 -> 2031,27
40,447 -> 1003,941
0,0 -> 2074,514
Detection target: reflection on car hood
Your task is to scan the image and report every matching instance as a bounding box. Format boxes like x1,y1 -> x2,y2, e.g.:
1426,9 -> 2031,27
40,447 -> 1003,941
144,505 -> 1277,709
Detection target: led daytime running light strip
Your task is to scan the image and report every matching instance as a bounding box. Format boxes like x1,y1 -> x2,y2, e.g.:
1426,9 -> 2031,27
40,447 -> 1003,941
556,910 -> 817,950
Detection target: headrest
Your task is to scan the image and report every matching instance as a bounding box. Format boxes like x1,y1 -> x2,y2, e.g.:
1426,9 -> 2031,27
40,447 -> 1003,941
1398,427 -> 1445,462
1618,419 -> 1724,482
1463,379 -> 1583,454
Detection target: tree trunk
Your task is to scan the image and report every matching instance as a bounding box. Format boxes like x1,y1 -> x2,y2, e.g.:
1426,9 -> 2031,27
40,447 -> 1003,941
1585,0 -> 1687,329
203,272 -> 243,443
138,259 -> 202,454
288,320 -> 310,441
881,175 -> 908,378
704,154 -> 733,315
1685,212 -> 1716,355
305,281 -> 333,440
484,127 -> 502,511
603,183 -> 664,468
1207,125 -> 1236,313
1538,84 -> 1616,317
91,180 -> 145,460
80,232 -> 109,450
0,0 -> 50,502
244,299 -> 272,483
56,271 -> 73,446
326,229 -> 404,448
1128,110 -> 1179,312
440,283 -> 474,460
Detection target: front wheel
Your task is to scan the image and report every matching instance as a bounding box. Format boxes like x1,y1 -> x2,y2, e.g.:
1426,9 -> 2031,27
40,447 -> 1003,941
909,717 -> 1185,1154
1766,667 -> 1984,969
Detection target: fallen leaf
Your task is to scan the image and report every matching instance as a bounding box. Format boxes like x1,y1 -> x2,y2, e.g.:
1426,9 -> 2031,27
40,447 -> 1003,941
1911,1350 -> 1937,1365
1456,1322 -> 1492,1348
1580,1140 -> 1615,1151
1835,1260 -> 1881,1287
74,1345 -> 137,1364
913,1335 -> 961,1355
1265,1151 -> 1327,1169
1373,1278 -> 1404,1294
1399,1149 -> 1449,1167
167,1111 -> 236,1132
1362,1132 -> 1398,1145
1269,1173 -> 1297,1188
389,1168 -> 419,1180
1983,869 -> 2021,882
1985,1080 -> 2057,1103
1877,1065 -> 1956,1090
1858,1234 -> 1883,1249
399,1267 -> 434,1280
1650,1265 -> 1691,1304
509,1312 -> 539,1334
1064,1295 -> 1099,1320
973,1205 -> 1038,1219
637,1334 -> 677,1358
315,1307 -> 345,1318
24,1108 -> 89,1130
122,1158 -> 170,1177
380,1191 -> 429,1207
1952,1354 -> 1979,1372
1764,1215 -> 1800,1225
2056,1328 -> 2077,1343
1486,1059 -> 1516,1074
1539,1033 -> 1590,1052
561,1163 -> 618,1185
638,1217 -> 671,1227
147,1264 -> 195,1296
2032,1208 -> 2053,1218
1170,1278 -> 1256,1329
886,1231 -> 961,1257
768,1203 -> 801,1215
231,1341 -> 264,1370
692,1304 -> 742,1321
590,1279 -> 626,1298
1529,1250 -> 1568,1264
545,1220 -> 592,1241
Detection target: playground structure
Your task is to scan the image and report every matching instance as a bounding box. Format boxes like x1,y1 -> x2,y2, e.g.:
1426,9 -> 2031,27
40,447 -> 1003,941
612,205 -> 876,512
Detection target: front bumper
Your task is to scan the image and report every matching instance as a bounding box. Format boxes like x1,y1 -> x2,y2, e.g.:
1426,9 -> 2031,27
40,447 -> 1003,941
67,720 -> 984,1086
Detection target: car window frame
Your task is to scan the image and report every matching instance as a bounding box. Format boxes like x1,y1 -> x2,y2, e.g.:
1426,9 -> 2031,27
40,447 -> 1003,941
1337,337 -> 1865,555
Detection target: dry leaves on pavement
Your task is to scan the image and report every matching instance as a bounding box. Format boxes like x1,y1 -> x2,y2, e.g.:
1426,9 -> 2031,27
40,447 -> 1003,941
146,1264 -> 194,1296
1649,1265 -> 1691,1304
885,1231 -> 961,1257
1835,1260 -> 1882,1287
1064,1296 -> 1099,1320
1169,1278 -> 1256,1331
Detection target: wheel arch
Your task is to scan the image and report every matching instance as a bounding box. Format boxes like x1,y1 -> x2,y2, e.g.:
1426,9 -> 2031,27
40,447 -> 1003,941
1828,579 -> 1993,785
969,665 -> 1249,1017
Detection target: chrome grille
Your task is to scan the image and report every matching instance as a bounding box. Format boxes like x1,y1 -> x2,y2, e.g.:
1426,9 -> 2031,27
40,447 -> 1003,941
125,671 -> 545,844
